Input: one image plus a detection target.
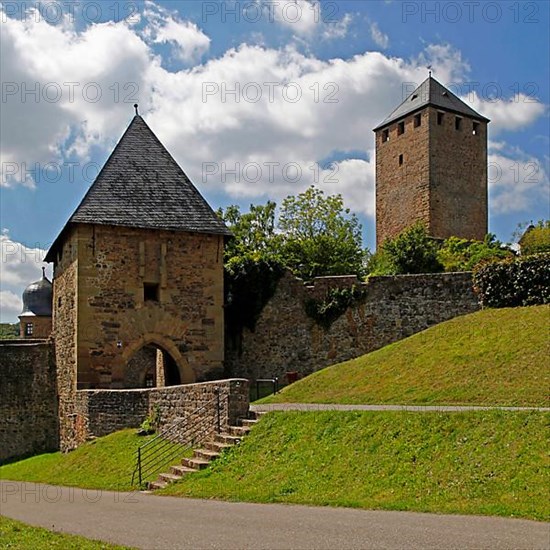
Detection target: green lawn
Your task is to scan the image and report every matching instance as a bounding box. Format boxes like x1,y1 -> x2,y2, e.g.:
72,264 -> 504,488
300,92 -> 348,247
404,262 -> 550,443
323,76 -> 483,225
260,305 -> 550,406
161,410 -> 550,521
0,517 -> 131,549
0,429 -> 187,491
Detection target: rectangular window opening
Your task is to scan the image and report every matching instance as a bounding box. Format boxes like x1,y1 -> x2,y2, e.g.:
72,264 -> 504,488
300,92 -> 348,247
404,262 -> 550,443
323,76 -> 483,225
399,154 -> 403,166
397,121 -> 405,135
382,129 -> 389,142
414,114 -> 421,128
25,323 -> 34,336
455,117 -> 462,130
437,112 -> 444,125
144,283 -> 160,302
472,121 -> 480,135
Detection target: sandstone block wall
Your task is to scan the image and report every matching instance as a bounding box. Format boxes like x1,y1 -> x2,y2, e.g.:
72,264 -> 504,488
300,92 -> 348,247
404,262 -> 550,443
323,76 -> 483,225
429,107 -> 488,240
225,272 -> 479,380
375,106 -> 487,246
0,341 -> 58,463
52,224 -> 225,389
18,316 -> 52,339
70,379 -> 249,447
375,108 -> 430,247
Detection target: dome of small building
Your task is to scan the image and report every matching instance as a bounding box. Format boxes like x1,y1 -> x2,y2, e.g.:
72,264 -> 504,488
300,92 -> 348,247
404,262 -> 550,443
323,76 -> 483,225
21,267 -> 53,317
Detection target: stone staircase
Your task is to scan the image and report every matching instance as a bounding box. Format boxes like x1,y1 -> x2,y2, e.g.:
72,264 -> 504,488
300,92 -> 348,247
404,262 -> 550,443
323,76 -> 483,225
148,412 -> 262,490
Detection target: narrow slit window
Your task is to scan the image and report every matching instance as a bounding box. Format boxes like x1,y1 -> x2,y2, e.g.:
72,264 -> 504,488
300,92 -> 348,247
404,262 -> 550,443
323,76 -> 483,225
437,112 -> 444,125
455,117 -> 462,130
399,154 -> 403,166
472,121 -> 479,135
144,283 -> 160,302
414,113 -> 421,128
382,129 -> 389,143
397,121 -> 405,135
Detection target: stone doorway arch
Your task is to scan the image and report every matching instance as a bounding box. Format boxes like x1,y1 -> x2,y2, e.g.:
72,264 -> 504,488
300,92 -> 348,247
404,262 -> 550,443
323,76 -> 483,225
121,334 -> 195,388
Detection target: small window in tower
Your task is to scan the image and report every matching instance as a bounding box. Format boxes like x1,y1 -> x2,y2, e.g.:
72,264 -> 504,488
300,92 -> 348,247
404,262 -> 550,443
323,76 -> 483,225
144,283 -> 160,302
25,323 -> 34,337
58,297 -> 62,308
397,121 -> 405,135
455,117 -> 462,130
414,114 -> 421,128
382,129 -> 389,143
399,154 -> 403,166
437,112 -> 444,125
472,121 -> 480,135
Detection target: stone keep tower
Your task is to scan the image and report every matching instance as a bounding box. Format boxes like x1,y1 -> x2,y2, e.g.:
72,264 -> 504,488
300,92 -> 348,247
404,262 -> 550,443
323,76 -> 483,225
45,114 -> 230,401
373,76 -> 489,247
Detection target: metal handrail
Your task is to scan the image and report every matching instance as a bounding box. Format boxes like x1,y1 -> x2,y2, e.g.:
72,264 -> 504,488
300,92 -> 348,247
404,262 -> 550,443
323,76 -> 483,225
131,391 -> 222,487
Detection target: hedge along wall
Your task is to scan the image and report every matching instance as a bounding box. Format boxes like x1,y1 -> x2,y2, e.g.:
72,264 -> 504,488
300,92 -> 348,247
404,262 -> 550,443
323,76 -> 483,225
473,253 -> 550,308
71,379 -> 249,448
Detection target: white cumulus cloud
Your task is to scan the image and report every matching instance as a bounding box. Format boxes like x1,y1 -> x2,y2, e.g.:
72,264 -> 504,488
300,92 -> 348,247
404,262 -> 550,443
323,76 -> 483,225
0,229 -> 51,322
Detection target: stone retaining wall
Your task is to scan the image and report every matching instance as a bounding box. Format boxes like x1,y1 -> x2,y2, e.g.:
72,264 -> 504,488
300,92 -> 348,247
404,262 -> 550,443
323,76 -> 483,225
226,271 -> 480,380
0,340 -> 58,463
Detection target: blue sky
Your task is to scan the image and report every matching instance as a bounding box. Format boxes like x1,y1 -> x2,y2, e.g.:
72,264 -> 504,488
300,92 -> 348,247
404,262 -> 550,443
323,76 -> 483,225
1,0 -> 549,321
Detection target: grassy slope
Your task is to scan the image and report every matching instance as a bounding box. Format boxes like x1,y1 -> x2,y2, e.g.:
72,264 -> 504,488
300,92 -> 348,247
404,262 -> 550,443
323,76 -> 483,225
0,517 -> 131,549
162,410 -> 550,521
0,429 -> 186,491
261,305 -> 550,406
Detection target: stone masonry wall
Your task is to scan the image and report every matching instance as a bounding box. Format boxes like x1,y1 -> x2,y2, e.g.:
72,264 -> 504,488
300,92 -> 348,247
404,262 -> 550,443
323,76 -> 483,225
375,106 -> 487,246
51,228 -> 79,453
70,379 -> 249,447
375,108 -> 430,247
226,272 -> 479,380
428,107 -> 488,241
0,340 -> 58,463
72,224 -> 225,388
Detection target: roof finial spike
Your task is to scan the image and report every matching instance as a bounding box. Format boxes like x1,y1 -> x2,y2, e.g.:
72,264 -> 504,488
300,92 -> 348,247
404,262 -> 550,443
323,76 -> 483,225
134,103 -> 139,116
42,266 -> 46,278
427,65 -> 433,78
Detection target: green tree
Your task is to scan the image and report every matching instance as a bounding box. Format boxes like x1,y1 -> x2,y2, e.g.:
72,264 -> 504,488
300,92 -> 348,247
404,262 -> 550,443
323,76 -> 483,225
217,201 -> 280,270
277,186 -> 365,280
370,222 -> 443,275
515,220 -> 550,256
437,234 -> 513,272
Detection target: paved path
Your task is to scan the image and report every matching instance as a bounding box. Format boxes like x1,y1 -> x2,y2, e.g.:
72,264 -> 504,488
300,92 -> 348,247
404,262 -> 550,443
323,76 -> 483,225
252,403 -> 550,412
1,481 -> 548,549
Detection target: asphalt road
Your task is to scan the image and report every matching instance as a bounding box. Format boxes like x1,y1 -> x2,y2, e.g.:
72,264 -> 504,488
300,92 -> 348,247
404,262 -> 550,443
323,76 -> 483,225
1,481 -> 548,549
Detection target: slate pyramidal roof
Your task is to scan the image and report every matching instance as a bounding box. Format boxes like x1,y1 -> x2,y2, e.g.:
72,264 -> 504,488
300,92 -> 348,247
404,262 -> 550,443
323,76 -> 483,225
373,76 -> 489,131
45,115 -> 230,262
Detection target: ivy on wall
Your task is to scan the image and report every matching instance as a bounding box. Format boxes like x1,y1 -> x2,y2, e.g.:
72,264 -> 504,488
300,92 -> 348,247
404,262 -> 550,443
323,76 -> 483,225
225,259 -> 286,336
304,286 -> 367,330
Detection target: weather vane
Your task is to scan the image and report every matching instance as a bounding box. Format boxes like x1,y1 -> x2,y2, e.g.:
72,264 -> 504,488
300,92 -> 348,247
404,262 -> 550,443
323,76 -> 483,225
427,65 -> 433,77
134,103 -> 139,116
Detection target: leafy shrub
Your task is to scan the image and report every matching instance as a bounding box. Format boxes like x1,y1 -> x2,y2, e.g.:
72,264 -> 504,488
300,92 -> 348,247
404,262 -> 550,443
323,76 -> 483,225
519,220 -> 550,256
369,222 -> 443,275
139,404 -> 161,435
473,253 -> 550,307
437,234 -> 513,272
